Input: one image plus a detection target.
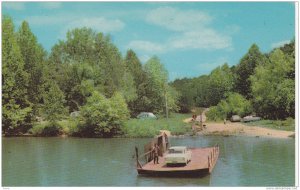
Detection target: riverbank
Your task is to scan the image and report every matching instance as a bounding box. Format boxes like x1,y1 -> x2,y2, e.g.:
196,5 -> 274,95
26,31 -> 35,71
122,113 -> 191,137
2,112 -> 295,139
182,109 -> 295,139
196,122 -> 295,138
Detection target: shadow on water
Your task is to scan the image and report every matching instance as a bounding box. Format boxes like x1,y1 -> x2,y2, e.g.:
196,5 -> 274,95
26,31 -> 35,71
135,174 -> 211,186
137,172 -> 210,178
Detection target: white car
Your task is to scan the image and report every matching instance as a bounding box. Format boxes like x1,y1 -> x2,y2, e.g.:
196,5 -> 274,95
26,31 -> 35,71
137,112 -> 157,119
165,146 -> 192,166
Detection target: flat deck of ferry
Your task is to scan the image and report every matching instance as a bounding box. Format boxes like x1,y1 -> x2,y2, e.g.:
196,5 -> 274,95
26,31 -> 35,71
140,147 -> 217,172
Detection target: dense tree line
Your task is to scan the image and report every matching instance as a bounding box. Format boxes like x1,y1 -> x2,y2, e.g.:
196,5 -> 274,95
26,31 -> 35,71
2,16 -> 294,137
2,16 -> 178,136
171,40 -> 295,120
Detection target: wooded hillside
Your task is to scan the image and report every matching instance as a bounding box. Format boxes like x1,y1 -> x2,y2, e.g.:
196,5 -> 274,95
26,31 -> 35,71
2,16 -> 295,137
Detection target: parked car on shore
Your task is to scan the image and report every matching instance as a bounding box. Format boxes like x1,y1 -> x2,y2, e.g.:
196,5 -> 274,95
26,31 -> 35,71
242,115 -> 261,122
137,112 -> 157,119
165,146 -> 192,166
230,115 -> 241,122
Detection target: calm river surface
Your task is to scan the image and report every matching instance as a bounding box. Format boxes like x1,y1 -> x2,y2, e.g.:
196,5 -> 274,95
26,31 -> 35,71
2,136 -> 295,186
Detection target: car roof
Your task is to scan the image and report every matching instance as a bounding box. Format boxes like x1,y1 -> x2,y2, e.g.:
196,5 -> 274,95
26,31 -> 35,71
169,146 -> 187,150
138,112 -> 155,115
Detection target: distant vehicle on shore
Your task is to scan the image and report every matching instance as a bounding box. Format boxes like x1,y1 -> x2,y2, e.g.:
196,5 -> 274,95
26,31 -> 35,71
242,115 -> 261,122
230,115 -> 241,122
137,112 -> 157,119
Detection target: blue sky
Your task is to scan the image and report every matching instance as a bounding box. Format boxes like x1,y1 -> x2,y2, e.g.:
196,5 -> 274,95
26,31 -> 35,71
2,2 -> 295,81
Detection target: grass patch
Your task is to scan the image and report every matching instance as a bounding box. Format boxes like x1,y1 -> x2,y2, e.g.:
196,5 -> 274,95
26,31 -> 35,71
57,119 -> 81,135
121,113 -> 192,138
243,118 -> 295,131
29,121 -> 61,136
28,113 -> 194,138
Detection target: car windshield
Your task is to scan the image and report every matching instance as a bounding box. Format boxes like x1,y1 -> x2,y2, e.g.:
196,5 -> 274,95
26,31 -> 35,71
168,149 -> 183,154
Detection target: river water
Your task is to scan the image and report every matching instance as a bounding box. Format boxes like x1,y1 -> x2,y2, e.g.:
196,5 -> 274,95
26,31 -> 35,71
2,136 -> 295,187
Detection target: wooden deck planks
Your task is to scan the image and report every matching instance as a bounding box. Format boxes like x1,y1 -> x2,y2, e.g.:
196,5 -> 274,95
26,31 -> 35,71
141,147 -> 215,171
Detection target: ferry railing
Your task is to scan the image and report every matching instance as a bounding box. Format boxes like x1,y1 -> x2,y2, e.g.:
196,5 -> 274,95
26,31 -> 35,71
135,147 -> 156,168
208,144 -> 219,170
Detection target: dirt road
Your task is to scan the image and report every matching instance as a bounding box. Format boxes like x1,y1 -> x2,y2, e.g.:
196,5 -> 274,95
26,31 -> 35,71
199,122 -> 295,138
184,108 -> 294,138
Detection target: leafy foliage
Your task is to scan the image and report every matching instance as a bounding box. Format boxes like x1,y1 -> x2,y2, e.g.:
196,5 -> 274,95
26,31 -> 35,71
43,81 -> 67,122
122,113 -> 191,137
80,91 -> 129,137
143,56 -> 179,116
251,49 -> 294,119
2,16 -> 295,137
206,93 -> 252,121
17,21 -> 46,115
48,28 -> 128,112
171,78 -> 197,112
29,122 -> 61,136
2,16 -> 32,135
124,50 -> 148,116
206,63 -> 234,106
234,44 -> 266,98
172,63 -> 234,111
174,41 -> 295,121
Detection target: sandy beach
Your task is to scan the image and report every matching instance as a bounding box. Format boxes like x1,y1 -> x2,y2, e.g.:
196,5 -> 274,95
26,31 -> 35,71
184,108 -> 295,138
198,122 -> 295,138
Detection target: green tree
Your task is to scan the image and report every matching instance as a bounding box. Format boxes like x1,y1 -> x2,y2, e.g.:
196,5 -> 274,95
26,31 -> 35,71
124,50 -> 147,115
251,49 -> 294,119
144,56 -> 175,117
193,75 -> 210,107
119,71 -> 137,103
16,21 -> 46,115
206,63 -> 234,106
48,27 -> 126,112
66,62 -> 95,111
279,39 -> 295,79
124,50 -> 146,85
280,39 -> 295,58
2,16 -> 32,135
166,85 -> 180,113
234,44 -> 266,98
80,91 -> 129,137
109,92 -> 130,133
207,93 -> 252,121
42,81 -> 67,122
171,78 -> 196,112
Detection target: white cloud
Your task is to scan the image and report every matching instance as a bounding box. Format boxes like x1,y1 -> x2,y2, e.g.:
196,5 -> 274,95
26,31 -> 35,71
271,40 -> 290,49
146,6 -> 212,32
169,29 -> 231,50
24,15 -> 125,37
39,2 -> 62,9
64,17 -> 125,33
132,6 -> 233,53
127,40 -> 165,54
3,2 -> 25,10
24,15 -> 70,25
128,29 -> 231,54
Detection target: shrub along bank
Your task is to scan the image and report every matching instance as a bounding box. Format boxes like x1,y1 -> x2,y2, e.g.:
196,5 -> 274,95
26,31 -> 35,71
122,113 -> 192,138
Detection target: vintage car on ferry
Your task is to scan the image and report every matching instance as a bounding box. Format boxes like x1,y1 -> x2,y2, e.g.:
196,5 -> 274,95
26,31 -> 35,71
165,146 -> 192,166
